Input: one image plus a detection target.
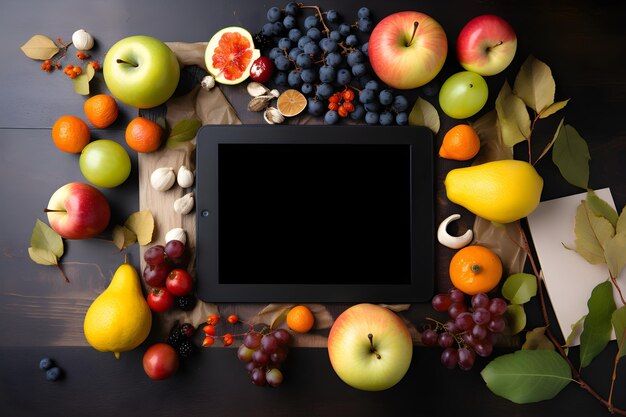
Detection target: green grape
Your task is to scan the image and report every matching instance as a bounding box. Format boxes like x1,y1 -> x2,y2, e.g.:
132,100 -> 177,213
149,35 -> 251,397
79,139 -> 131,188
438,71 -> 488,119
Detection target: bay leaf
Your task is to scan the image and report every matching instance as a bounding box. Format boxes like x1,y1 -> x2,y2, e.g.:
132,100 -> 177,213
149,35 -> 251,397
504,304 -> 527,335
586,189 -> 618,227
502,273 -> 537,305
522,326 -> 554,351
612,306 -> 626,358
579,281 -> 616,368
124,210 -> 154,246
574,200 -> 614,264
513,55 -> 556,114
495,81 -> 531,147
20,34 -> 59,60
480,349 -> 572,404
166,119 -> 202,149
535,118 -> 563,165
539,99 -> 570,119
270,306 -> 290,330
28,247 -> 58,266
408,97 -> 440,134
112,225 -> 137,251
604,232 -> 626,279
552,124 -> 590,189
73,73 -> 90,95
31,218 -> 63,258
616,206 -> 626,234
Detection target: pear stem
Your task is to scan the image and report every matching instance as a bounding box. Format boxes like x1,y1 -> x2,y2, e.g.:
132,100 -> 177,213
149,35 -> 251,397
368,333 -> 382,359
407,21 -> 419,47
116,59 -> 138,67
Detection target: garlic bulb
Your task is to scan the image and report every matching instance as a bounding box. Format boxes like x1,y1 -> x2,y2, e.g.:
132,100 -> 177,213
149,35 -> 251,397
165,228 -> 187,245
173,192 -> 194,215
72,29 -> 94,51
177,165 -> 194,188
150,167 -> 176,191
437,214 -> 473,249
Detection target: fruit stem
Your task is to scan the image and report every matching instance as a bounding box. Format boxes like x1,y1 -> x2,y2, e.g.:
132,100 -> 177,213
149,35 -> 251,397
471,264 -> 481,273
368,333 -> 381,359
487,40 -> 504,52
44,208 -> 66,213
407,21 -> 419,47
56,263 -> 70,283
116,59 -> 138,68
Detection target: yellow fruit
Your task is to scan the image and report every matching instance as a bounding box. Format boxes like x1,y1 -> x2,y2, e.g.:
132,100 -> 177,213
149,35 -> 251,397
83,260 -> 152,358
444,159 -> 543,224
277,89 -> 307,117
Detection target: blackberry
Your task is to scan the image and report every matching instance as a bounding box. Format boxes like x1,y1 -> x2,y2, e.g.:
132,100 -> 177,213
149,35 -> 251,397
179,323 -> 195,338
253,32 -> 272,52
177,295 -> 196,311
178,340 -> 195,358
168,327 -> 183,348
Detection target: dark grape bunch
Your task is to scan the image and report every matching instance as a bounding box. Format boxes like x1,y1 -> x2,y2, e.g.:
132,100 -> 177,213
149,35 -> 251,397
237,329 -> 291,387
422,288 -> 508,370
258,3 -> 409,125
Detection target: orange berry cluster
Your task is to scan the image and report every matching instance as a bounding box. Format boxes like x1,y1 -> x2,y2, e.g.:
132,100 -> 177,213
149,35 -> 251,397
63,64 -> 82,79
201,314 -> 241,347
328,89 -> 356,118
76,51 -> 90,60
38,37 -> 100,76
41,60 -> 61,72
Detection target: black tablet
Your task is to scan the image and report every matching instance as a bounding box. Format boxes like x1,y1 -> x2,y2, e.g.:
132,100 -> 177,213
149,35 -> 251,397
195,125 -> 433,303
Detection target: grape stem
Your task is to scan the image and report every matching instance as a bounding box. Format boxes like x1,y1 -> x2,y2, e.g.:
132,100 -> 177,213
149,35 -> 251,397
298,4 -> 330,35
367,334 -> 381,359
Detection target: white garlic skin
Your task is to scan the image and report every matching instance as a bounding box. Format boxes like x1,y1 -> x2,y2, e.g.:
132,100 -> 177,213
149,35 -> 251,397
150,167 -> 176,191
201,75 -> 215,90
165,228 -> 187,245
72,29 -> 94,51
173,192 -> 194,215
177,165 -> 195,188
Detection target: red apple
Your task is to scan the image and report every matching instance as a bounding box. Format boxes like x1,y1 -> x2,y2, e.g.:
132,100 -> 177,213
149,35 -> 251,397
45,182 -> 111,240
368,11 -> 448,89
457,14 -> 517,76
327,303 -> 413,391
142,343 -> 179,380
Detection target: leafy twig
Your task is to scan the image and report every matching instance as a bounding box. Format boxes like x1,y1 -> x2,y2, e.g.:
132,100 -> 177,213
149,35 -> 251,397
608,327 -> 626,412
610,274 -> 626,306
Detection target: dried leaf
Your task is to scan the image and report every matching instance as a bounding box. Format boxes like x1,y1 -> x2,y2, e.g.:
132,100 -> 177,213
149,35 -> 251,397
166,119 -> 202,149
535,118 -> 563,165
612,306 -> 626,359
565,315 -> 586,348
504,304 -> 527,335
552,124 -> 590,189
495,81 -> 531,147
408,97 -> 440,134
586,189 -> 619,227
574,200 -> 614,264
470,110 -> 514,163
605,233 -> 626,279
522,327 -> 554,351
617,206 -> 626,234
254,304 -> 294,327
539,99 -> 570,119
73,65 -> 95,95
28,247 -> 58,266
380,304 -> 411,312
580,281 -> 616,367
20,35 -> 59,60
270,306 -> 291,330
124,210 -> 154,246
513,55 -> 556,114
502,273 -> 537,305
31,219 -> 63,258
112,225 -> 137,251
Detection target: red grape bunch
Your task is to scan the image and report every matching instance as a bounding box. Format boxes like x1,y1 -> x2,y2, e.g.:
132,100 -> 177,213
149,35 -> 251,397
237,329 -> 291,387
422,287 -> 508,370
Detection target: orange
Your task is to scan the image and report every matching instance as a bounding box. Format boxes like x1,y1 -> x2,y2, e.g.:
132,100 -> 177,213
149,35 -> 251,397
51,115 -> 90,153
84,94 -> 119,128
449,245 -> 502,295
277,89 -> 307,117
439,124 -> 481,161
125,117 -> 163,153
286,305 -> 315,333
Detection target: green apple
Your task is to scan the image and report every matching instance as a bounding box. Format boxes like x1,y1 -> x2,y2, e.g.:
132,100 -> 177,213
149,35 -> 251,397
327,303 -> 413,391
103,35 -> 180,109
439,71 -> 489,119
79,139 -> 131,188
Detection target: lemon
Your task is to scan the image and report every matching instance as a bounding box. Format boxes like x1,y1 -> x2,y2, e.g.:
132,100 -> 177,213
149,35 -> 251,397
83,261 -> 152,358
444,160 -> 543,224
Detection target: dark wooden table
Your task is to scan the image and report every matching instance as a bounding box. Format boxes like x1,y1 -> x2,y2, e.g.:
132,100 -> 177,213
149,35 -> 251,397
1,0 -> 624,416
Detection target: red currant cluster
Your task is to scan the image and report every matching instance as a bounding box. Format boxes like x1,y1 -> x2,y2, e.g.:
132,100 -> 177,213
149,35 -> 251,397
327,89 -> 356,118
38,38 -> 100,76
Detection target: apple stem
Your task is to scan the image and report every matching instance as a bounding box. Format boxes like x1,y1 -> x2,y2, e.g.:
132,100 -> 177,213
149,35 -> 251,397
488,40 -> 504,51
116,58 -> 138,67
407,21 -> 419,47
44,208 -> 66,213
368,333 -> 382,359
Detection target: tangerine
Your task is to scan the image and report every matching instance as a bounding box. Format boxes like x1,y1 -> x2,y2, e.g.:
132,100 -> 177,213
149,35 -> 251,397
449,245 -> 502,295
125,117 -> 163,153
84,94 -> 119,128
286,305 -> 315,333
51,115 -> 90,153
439,124 -> 481,161
277,89 -> 307,117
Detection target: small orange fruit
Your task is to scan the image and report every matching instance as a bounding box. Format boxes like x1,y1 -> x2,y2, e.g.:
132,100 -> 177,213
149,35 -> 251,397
51,115 -> 90,153
84,94 -> 119,128
286,305 -> 315,333
125,117 -> 163,153
277,89 -> 307,117
439,124 -> 481,161
449,245 -> 502,295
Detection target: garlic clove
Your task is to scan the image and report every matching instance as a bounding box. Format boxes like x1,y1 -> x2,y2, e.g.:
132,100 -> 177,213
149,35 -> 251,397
437,214 -> 474,249
173,192 -> 194,215
246,81 -> 270,97
248,95 -> 273,112
150,167 -> 176,191
165,227 -> 187,245
263,107 -> 285,124
201,75 -> 215,90
269,89 -> 280,98
72,29 -> 94,51
177,165 -> 195,188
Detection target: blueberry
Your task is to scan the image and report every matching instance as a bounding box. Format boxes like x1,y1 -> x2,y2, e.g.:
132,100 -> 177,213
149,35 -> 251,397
296,53 -> 312,69
365,111 -> 380,125
338,23 -> 351,37
278,37 -> 292,50
285,2 -> 299,16
300,68 -> 317,83
274,71 -> 288,86
326,9 -> 340,23
357,17 -> 373,33
267,7 -> 281,23
329,30 -> 342,42
307,27 -> 322,41
283,15 -> 297,30
307,98 -> 324,116
271,22 -> 285,36
392,95 -> 409,112
359,88 -> 375,104
274,55 -> 291,71
361,42 -> 369,56
351,63 -> 367,77
301,83 -> 314,97
297,36 -> 313,50
303,42 -> 320,56
357,7 -> 371,19
315,83 -> 334,100
379,89 -> 394,106
46,367 -> 62,381
364,80 -> 379,92
379,111 -> 394,126
304,15 -> 319,30
324,110 -> 340,125
396,112 -> 409,125
288,70 -> 303,88
288,28 -> 303,43
288,47 -> 302,61
336,69 -> 352,86
261,23 -> 274,37
325,52 -> 342,67
345,34 -> 359,47
350,104 -> 366,120
39,357 -> 53,371
347,50 -> 364,67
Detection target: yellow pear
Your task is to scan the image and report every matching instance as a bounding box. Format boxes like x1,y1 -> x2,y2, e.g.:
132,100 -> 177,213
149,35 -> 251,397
83,258 -> 152,358
444,159 -> 543,224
